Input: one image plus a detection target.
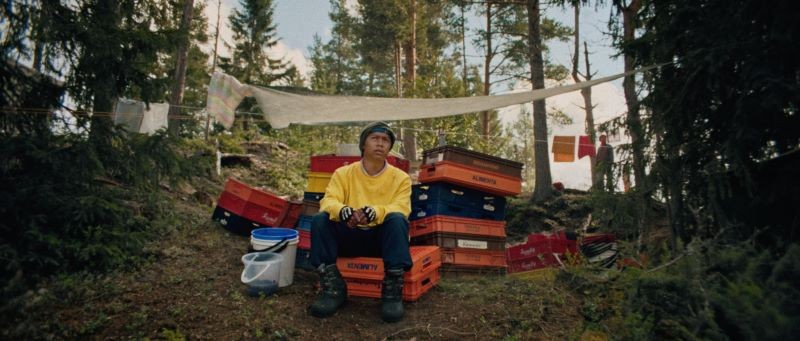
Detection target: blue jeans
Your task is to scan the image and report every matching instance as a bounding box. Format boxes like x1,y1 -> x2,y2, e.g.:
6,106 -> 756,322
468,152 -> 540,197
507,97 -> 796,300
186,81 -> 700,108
310,212 -> 412,271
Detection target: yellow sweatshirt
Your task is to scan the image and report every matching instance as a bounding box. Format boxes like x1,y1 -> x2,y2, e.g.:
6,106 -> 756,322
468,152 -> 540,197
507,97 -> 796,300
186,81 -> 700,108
320,161 -> 411,227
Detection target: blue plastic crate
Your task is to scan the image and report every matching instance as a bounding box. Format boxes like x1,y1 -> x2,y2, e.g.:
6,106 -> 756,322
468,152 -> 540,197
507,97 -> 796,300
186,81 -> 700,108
303,191 -> 324,202
410,199 -> 506,221
211,206 -> 265,236
297,214 -> 313,231
295,249 -> 315,271
412,182 -> 507,219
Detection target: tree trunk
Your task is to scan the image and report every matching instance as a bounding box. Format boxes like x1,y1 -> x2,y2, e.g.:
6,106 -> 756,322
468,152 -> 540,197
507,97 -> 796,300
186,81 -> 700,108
622,0 -> 644,187
527,0 -> 551,203
206,0 -> 222,141
404,0 -> 416,91
395,40 -> 402,97
571,6 -> 597,184
582,42 -> 597,182
461,5 -> 468,90
168,0 -> 195,137
482,1 -> 493,139
89,0 -> 120,142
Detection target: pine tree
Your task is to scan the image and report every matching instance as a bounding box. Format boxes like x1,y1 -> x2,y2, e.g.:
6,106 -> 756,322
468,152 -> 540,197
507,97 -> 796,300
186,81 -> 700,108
222,0 -> 296,86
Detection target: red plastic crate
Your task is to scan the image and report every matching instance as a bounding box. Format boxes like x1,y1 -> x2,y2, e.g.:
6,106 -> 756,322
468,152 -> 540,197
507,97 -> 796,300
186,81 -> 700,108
423,145 -> 523,178
410,215 -> 506,238
418,161 -> 522,196
440,248 -> 507,268
241,201 -> 285,226
278,201 -> 303,228
345,266 -> 439,302
507,253 -> 560,273
338,246 -> 441,282
297,229 -> 311,250
507,240 -> 553,261
310,154 -> 410,173
217,191 -> 248,215
224,178 -> 254,201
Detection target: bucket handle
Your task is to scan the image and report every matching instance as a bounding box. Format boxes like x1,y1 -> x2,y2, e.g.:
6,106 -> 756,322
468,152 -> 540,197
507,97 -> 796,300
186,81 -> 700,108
241,254 -> 278,284
247,237 -> 290,254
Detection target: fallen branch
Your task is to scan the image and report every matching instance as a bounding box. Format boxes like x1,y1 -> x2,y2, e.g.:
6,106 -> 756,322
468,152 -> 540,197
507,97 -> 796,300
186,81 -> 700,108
382,324 -> 475,340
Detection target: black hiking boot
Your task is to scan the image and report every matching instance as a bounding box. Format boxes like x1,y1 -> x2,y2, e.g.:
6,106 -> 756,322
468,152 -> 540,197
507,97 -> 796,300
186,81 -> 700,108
309,264 -> 347,318
380,268 -> 405,323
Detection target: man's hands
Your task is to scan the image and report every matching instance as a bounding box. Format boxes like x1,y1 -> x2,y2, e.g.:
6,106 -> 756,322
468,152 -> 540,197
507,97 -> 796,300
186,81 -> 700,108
339,206 -> 377,228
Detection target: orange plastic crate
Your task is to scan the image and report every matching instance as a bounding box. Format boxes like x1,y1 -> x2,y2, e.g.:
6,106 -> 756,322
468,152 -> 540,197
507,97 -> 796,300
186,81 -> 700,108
338,246 -> 441,282
418,161 -> 522,196
412,232 -> 507,251
344,266 -> 440,302
440,248 -> 507,268
410,215 -> 506,238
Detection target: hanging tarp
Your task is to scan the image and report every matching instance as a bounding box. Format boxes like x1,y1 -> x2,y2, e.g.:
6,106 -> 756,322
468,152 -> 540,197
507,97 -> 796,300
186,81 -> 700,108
207,65 -> 658,129
113,99 -> 169,134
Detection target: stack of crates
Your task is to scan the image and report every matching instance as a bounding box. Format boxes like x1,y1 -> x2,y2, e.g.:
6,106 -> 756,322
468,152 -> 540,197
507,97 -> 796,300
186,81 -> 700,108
337,246 -> 441,301
410,146 -> 523,274
295,154 -> 411,270
212,178 -> 302,236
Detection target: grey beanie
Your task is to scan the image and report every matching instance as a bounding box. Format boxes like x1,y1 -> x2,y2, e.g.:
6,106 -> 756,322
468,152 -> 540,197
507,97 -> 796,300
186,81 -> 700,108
359,121 -> 396,154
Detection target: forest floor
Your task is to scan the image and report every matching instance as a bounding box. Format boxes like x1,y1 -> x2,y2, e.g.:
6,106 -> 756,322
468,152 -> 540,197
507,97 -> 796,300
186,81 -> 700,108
17,150 -> 658,340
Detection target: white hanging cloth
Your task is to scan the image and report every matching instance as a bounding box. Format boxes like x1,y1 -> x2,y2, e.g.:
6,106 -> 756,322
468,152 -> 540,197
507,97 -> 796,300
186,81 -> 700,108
207,65 -> 658,129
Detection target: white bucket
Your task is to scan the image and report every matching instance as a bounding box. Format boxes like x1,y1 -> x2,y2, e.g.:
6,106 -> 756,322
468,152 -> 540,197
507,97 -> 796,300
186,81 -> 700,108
241,252 -> 283,297
250,228 -> 299,287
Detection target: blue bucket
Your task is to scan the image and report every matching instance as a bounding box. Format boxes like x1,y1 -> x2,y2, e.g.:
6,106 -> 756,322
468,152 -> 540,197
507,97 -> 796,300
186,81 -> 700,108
251,227 -> 299,241
250,228 -> 300,287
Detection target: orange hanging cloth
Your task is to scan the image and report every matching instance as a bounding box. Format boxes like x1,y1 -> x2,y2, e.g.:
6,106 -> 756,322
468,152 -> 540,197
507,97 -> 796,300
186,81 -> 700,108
552,136 -> 576,162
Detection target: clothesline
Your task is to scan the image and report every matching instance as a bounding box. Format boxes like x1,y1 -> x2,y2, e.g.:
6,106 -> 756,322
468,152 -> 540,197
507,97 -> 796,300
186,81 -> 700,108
1,106 -> 626,146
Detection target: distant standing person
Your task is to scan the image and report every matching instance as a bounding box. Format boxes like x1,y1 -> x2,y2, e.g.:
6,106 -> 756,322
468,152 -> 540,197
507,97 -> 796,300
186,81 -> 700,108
308,122 -> 412,323
594,134 -> 615,192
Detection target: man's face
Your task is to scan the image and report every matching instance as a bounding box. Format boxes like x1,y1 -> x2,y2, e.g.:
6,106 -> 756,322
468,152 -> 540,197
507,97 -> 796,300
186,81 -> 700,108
599,135 -> 607,144
363,132 -> 391,159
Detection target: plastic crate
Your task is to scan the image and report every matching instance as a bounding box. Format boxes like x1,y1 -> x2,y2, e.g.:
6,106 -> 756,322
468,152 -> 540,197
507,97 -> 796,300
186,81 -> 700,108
211,206 -> 263,236
301,199 -> 320,216
303,192 -> 324,202
412,182 -> 507,218
337,246 -> 441,282
217,191 -> 248,215
418,161 -> 522,196
410,197 -> 506,221
411,232 -> 507,251
295,249 -> 314,271
241,201 -> 286,227
344,266 -> 439,302
440,248 -> 507,268
409,215 -> 506,238
507,253 -> 560,273
310,154 -> 410,173
296,215 -> 312,230
297,229 -> 311,250
306,172 -> 333,193
439,264 -> 507,276
223,177 -> 254,200
278,201 -> 303,228
423,145 -> 523,178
